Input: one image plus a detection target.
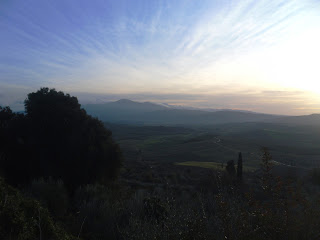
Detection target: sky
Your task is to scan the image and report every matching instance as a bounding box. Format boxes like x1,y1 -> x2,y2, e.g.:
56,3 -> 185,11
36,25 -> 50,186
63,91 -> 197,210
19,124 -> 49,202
1,0 -> 320,115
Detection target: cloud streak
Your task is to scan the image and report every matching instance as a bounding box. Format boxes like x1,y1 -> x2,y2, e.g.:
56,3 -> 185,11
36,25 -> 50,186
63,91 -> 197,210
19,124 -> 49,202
0,0 -> 320,114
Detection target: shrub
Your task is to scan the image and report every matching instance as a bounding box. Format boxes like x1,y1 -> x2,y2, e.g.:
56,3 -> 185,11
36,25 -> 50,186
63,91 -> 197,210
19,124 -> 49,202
0,177 -> 75,240
26,178 -> 69,219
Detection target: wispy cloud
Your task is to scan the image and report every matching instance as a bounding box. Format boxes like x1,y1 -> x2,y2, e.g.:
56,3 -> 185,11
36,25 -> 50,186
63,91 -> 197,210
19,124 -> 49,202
0,0 -> 320,114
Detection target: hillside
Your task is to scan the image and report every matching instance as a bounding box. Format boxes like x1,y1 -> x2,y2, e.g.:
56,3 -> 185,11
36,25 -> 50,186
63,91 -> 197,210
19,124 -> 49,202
84,99 -> 281,125
269,113 -> 320,126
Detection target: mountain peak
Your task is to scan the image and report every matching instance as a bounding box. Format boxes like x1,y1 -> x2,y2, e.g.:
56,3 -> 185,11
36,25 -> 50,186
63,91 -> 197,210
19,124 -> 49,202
106,99 -> 167,112
114,99 -> 135,104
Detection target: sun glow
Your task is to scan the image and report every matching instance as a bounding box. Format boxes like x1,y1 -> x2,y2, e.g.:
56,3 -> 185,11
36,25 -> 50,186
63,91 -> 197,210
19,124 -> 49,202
260,29 -> 320,95
1,0 -> 320,114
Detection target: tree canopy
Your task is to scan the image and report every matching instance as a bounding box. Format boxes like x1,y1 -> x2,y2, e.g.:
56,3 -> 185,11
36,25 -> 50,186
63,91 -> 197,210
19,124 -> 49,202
0,88 -> 122,189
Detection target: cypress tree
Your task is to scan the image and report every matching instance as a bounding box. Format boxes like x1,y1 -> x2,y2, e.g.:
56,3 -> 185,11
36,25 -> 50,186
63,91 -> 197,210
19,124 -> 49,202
237,152 -> 243,180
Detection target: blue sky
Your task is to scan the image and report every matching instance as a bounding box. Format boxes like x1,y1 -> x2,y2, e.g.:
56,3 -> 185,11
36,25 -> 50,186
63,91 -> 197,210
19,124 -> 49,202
1,0 -> 320,114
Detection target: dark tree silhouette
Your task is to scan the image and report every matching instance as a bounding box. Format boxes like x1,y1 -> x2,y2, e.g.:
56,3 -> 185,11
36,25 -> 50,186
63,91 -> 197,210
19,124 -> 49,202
0,88 -> 122,189
0,106 -> 13,174
237,152 -> 243,180
0,106 -> 13,128
226,160 -> 236,176
0,106 -> 29,184
261,147 -> 273,192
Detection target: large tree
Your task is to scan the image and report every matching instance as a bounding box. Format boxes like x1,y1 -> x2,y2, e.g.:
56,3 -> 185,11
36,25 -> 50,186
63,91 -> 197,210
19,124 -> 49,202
0,88 -> 122,189
0,106 -> 29,184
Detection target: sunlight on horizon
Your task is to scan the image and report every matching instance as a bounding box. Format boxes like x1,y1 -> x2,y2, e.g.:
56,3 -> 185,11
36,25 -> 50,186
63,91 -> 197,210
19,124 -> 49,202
1,0 -> 320,114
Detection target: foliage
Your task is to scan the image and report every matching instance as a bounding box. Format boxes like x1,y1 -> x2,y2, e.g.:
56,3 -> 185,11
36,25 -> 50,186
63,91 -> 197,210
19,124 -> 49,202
0,106 -> 14,128
2,92 -> 320,239
226,160 -> 236,176
311,168 -> 320,185
0,88 -> 122,189
0,177 -> 75,240
121,194 -> 208,240
0,106 -> 30,184
237,152 -> 243,180
26,178 -> 69,219
70,184 -> 125,240
260,147 -> 274,193
143,196 -> 168,222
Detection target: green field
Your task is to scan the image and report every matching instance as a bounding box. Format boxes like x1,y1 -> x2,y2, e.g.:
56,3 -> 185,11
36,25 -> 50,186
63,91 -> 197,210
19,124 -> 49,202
106,122 -> 320,169
176,161 -> 257,172
176,161 -> 225,170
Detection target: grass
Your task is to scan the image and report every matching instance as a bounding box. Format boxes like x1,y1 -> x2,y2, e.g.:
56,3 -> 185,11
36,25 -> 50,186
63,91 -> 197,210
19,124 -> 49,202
107,122 -> 320,169
176,161 -> 257,172
176,161 -> 224,170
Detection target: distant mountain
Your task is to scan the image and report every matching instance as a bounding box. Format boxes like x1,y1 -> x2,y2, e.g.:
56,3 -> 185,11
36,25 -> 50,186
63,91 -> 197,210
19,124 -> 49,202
108,99 -> 167,111
158,103 -> 204,111
269,114 -> 320,126
158,103 -> 256,113
84,99 -> 168,124
140,109 -> 281,125
84,99 -> 281,125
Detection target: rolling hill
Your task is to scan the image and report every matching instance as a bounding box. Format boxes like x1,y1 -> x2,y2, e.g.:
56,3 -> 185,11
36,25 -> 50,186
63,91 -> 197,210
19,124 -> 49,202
84,99 -> 281,125
269,113 -> 320,126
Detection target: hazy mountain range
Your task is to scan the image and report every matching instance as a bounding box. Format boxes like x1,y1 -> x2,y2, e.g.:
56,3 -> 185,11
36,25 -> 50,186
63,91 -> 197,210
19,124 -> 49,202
83,99 -> 320,126
83,99 -> 288,125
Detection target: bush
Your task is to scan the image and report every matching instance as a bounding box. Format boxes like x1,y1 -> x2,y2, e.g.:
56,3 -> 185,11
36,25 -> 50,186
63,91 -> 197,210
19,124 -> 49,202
0,177 -> 75,240
71,184 -> 122,240
26,178 -> 69,219
311,168 -> 320,185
